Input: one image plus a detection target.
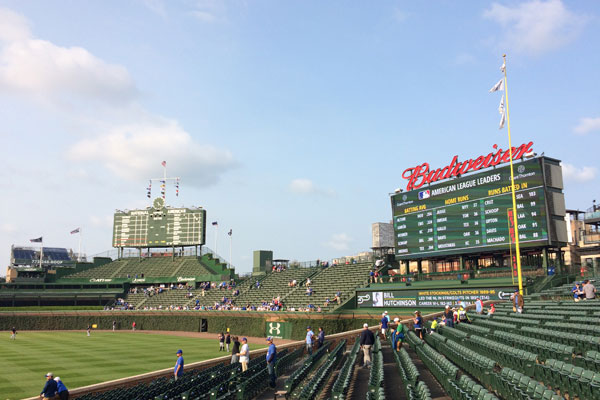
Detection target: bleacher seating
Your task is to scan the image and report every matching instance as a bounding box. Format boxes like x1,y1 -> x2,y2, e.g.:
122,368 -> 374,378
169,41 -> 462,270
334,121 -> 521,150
283,262 -> 372,310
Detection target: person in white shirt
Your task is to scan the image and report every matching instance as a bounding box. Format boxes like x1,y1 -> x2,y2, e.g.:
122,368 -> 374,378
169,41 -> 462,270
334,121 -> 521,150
237,337 -> 250,372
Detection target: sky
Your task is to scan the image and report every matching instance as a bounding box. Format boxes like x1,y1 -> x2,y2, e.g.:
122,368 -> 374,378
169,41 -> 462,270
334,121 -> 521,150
0,0 -> 599,275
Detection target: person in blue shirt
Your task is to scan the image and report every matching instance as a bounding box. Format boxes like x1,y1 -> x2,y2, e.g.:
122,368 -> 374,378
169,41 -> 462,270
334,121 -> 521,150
380,313 -> 389,339
266,337 -> 277,388
54,376 -> 69,400
174,349 -> 184,380
413,311 -> 424,339
317,327 -> 325,348
40,372 -> 58,400
305,326 -> 314,356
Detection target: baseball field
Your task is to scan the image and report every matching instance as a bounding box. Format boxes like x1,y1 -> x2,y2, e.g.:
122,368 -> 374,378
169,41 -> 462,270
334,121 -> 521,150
0,330 -> 266,400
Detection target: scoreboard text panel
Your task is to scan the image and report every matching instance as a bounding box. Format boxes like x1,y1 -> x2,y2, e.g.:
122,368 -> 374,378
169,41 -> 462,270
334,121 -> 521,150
113,207 -> 206,248
391,159 -> 549,259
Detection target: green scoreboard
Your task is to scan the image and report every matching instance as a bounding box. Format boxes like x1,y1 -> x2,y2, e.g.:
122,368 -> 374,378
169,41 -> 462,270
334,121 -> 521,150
112,197 -> 207,248
391,157 -> 567,259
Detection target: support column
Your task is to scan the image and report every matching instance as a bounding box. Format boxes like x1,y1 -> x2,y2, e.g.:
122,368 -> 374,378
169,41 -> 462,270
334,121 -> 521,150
417,259 -> 423,274
542,248 -> 548,274
459,256 -> 465,271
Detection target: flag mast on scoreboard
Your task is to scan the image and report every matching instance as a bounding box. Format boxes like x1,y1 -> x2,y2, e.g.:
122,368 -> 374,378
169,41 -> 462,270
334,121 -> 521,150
147,161 -> 181,203
491,54 -> 524,295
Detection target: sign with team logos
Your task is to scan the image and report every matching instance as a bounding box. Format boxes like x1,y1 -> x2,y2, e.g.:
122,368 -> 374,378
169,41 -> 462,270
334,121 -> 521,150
265,322 -> 292,339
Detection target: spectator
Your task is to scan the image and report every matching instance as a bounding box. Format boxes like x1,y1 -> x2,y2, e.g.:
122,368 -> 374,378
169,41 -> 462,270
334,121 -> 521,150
392,318 -> 405,351
317,327 -> 325,348
324,298 -> 331,306
475,298 -> 484,314
305,326 -> 314,356
413,311 -> 424,339
54,377 -> 69,400
225,332 -> 231,352
489,303 -> 496,314
238,337 -> 250,372
231,336 -> 240,364
430,318 -> 439,333
443,305 -> 454,328
266,337 -> 277,388
457,305 -> 470,323
40,372 -> 58,400
255,280 -> 261,289
513,290 -> 524,313
380,312 -> 389,339
306,278 -> 312,287
218,332 -> 225,351
583,280 -> 597,300
369,270 -> 375,283
174,349 -> 184,380
572,282 -> 584,302
335,291 -> 342,304
359,323 -> 375,367
306,287 -> 313,296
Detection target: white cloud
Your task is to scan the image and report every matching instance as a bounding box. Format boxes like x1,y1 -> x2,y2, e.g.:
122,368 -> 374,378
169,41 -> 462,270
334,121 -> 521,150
483,0 -> 588,55
0,8 -> 31,42
190,0 -> 225,23
324,233 -> 353,252
574,117 -> 600,135
0,7 -> 235,188
453,52 -> 476,66
289,178 -> 335,197
561,163 -> 597,183
68,117 -> 236,186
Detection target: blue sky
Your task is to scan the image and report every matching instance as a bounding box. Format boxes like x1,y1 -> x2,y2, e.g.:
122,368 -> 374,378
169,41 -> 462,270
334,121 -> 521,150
0,0 -> 598,274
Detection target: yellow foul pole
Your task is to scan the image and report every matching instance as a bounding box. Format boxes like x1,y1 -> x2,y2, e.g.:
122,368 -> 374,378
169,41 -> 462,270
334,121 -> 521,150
503,54 -> 524,295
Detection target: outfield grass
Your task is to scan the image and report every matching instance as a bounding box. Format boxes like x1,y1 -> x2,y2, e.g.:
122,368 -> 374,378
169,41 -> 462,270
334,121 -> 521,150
0,331 -> 264,400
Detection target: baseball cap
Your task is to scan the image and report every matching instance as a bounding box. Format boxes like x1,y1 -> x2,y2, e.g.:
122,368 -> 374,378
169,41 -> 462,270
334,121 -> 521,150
266,336 -> 273,341
363,323 -> 368,328
445,305 -> 450,309
176,349 -> 183,354
306,326 -> 311,329
46,372 -> 53,377
242,337 -> 247,341
54,377 -> 61,382
393,317 -> 400,322
384,311 -> 388,314
413,310 -> 419,314
382,313 -> 386,316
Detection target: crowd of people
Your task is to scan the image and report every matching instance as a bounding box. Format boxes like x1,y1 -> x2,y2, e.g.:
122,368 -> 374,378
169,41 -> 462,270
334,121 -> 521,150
572,279 -> 597,301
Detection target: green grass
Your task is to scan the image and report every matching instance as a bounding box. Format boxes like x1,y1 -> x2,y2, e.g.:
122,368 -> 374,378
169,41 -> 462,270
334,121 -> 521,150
0,331 -> 264,400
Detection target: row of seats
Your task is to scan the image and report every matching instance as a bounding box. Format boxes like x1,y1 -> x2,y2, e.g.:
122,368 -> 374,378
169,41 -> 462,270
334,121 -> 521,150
535,359 -> 600,399
491,330 -> 573,362
331,338 -> 360,400
283,341 -> 330,394
493,367 -> 563,400
297,340 -> 345,399
368,337 -> 385,399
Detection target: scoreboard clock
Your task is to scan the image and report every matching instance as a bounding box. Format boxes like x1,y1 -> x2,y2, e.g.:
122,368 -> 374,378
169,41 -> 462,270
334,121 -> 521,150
112,198 -> 207,248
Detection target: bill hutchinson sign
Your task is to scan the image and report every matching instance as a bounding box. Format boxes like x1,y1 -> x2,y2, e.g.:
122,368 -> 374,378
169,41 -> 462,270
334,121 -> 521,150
357,287 -> 516,308
401,142 -> 534,191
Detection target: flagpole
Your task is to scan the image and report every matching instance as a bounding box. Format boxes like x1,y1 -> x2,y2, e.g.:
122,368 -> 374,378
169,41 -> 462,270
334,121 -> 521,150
214,224 -> 218,257
503,54 -> 524,295
78,229 -> 82,262
229,231 -> 232,269
39,238 -> 43,268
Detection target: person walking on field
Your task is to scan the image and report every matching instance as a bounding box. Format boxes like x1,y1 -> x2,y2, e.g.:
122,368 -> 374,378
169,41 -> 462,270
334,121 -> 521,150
266,337 -> 277,388
112,320 -> 116,332
40,372 -> 58,400
238,337 -> 250,372
54,376 -> 69,400
305,326 -> 314,356
360,323 -> 375,368
218,332 -> 225,351
10,326 -> 16,340
225,332 -> 231,352
87,324 -> 91,337
231,336 -> 240,364
174,349 -> 184,380
132,321 -> 136,331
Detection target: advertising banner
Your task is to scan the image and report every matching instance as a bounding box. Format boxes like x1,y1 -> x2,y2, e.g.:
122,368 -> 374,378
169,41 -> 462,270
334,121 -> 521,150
265,321 -> 292,339
356,287 -> 516,308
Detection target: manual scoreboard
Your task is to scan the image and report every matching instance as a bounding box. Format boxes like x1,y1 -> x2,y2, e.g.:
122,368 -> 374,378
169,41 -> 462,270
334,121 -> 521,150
112,197 -> 207,248
391,158 -> 564,259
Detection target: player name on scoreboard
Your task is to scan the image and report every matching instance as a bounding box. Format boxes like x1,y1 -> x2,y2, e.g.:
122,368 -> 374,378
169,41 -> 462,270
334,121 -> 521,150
113,199 -> 206,248
391,159 -> 549,258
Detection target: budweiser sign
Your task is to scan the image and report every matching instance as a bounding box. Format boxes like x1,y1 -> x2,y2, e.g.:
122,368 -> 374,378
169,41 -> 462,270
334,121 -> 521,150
401,141 -> 534,191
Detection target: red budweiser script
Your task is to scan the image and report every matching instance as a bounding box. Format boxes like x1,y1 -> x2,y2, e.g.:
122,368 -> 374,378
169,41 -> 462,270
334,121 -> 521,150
401,141 -> 534,191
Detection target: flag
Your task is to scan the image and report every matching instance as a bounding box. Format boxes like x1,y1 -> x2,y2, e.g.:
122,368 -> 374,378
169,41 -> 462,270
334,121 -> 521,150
500,60 -> 506,73
161,161 -> 166,167
70,228 -> 80,234
212,221 -> 218,226
489,78 -> 504,93
30,237 -> 43,243
228,229 -> 232,236
498,96 -> 506,129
